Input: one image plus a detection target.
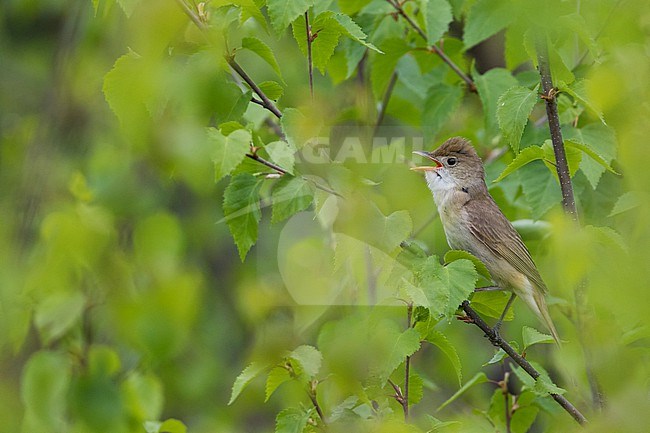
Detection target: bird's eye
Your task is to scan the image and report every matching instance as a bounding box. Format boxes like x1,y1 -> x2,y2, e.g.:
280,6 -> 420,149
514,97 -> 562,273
447,157 -> 457,166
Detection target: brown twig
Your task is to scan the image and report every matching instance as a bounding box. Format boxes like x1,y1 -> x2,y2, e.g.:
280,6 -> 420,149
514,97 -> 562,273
461,301 -> 588,425
404,302 -> 413,421
385,0 -> 476,92
374,71 -> 398,136
305,11 -> 314,99
173,0 -> 207,31
308,380 -> 327,425
227,57 -> 283,119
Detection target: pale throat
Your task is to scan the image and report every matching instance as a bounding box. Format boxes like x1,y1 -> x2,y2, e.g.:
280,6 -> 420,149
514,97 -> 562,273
424,171 -> 463,212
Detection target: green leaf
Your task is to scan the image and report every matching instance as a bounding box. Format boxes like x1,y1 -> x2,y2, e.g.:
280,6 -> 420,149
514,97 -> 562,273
426,330 -> 462,386
377,326 -> 421,383
471,291 -> 515,321
564,123 -> 617,189
541,140 -> 581,178
417,257 -> 478,318
228,362 -> 267,405
370,38 -> 410,98
522,326 -> 555,349
265,141 -> 296,174
21,351 -> 72,430
122,371 -> 163,421
496,85 -> 539,153
422,84 -> 463,141
444,250 -> 491,281
267,0 -> 314,33
557,79 -> 604,124
338,0 -> 372,15
463,0 -> 513,49
234,0 -> 269,29
241,37 -> 283,78
332,12 -> 382,52
212,128 -> 252,182
158,419 -> 187,433
565,140 -> 619,178
292,12 -> 342,74
427,415 -> 462,431
519,161 -> 562,219
474,67 -> 519,135
265,367 -> 292,402
609,191 -> 639,217
511,406 -> 539,433
259,81 -> 284,100
484,347 -> 508,365
281,108 -> 310,150
423,0 -> 453,44
408,372 -> 424,405
437,371 -> 488,411
289,345 -> 322,378
276,407 -> 313,433
34,291 -> 85,345
223,174 -> 263,261
271,176 -> 314,223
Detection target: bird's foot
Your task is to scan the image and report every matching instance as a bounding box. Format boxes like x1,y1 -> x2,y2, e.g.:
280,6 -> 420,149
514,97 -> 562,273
456,314 -> 474,324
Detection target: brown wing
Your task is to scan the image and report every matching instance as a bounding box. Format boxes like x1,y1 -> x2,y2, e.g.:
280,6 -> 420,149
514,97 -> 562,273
465,197 -> 548,294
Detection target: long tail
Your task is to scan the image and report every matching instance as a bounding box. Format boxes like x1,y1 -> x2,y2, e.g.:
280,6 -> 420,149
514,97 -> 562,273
517,285 -> 561,346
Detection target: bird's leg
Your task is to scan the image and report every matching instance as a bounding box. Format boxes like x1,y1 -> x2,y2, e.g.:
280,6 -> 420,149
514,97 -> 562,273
493,293 -> 517,338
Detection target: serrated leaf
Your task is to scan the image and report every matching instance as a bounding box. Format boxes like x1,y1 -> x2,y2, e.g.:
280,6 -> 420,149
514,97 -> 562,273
267,0 -> 313,33
259,81 -> 284,100
474,67 -> 519,135
423,0 -> 453,44
444,250 -> 491,280
493,146 -> 544,182
417,257 -> 478,318
275,407 -> 313,433
408,372 -> 424,405
522,326 -> 555,349
558,79 -> 604,124
265,367 -> 291,402
519,161 -> 561,219
241,37 -> 283,78
511,406 -> 539,433
565,140 -> 619,177
370,38 -> 411,98
437,371 -> 488,411
426,330 -> 462,386
229,362 -> 267,405
234,0 -> 268,29
378,327 -> 421,383
463,0 -> 513,49
271,176 -> 314,223
223,174 -> 263,261
471,291 -> 515,321
265,141 -> 296,174
484,341 -> 519,366
332,12 -> 382,52
21,351 -> 72,429
496,85 -> 539,153
212,128 -> 252,182
289,345 -> 322,378
541,139 -> 582,178
292,12 -> 342,73
564,124 -> 617,189
422,84 -> 463,141
609,191 -> 639,217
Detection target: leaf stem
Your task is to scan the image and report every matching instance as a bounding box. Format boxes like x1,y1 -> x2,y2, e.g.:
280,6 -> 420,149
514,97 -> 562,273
385,0 -> 476,92
461,301 -> 588,425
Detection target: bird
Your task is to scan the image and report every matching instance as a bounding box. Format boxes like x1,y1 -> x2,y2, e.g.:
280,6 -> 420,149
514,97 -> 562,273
411,136 -> 560,344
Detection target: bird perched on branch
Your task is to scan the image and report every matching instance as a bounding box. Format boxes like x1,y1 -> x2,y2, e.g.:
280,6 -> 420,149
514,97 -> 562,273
411,137 -> 560,344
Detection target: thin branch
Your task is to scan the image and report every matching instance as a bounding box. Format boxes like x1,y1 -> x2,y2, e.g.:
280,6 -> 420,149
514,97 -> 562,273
404,303 -> 413,421
461,301 -> 588,425
173,0 -> 207,31
308,381 -> 327,425
245,153 -> 287,174
536,39 -> 577,221
374,71 -> 398,136
305,11 -> 314,99
227,57 -> 283,119
385,0 -> 476,92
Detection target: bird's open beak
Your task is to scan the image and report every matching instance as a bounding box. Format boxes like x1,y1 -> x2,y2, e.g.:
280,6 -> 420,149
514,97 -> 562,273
410,151 -> 443,171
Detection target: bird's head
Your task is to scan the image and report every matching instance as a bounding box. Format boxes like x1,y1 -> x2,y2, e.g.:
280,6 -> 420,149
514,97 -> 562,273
411,137 -> 486,194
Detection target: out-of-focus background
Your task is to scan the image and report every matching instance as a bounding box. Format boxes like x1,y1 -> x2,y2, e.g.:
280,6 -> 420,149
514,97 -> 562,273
1,0 -> 650,432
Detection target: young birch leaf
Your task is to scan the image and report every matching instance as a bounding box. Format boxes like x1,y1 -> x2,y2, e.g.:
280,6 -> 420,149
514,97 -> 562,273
426,330 -> 462,386
271,176 -> 313,223
437,371 -> 489,411
522,326 -> 555,350
258,81 -> 284,100
265,367 -> 291,402
463,0 -> 513,49
496,85 -> 539,154
332,12 -> 382,52
557,79 -> 604,124
223,174 -> 263,261
471,291 -> 515,320
267,0 -> 314,34
511,406 -> 539,433
519,161 -> 562,219
422,84 -> 463,141
408,373 -> 424,405
289,345 -> 322,378
276,407 -> 313,433
265,141 -> 296,174
444,250 -> 491,280
565,140 -> 619,176
378,327 -> 421,384
474,67 -> 518,135
370,38 -> 411,98
241,37 -> 283,78
564,123 -> 617,189
609,191 -> 639,217
229,362 -> 268,405
281,108 -> 311,150
212,128 -> 252,182
423,0 -> 453,44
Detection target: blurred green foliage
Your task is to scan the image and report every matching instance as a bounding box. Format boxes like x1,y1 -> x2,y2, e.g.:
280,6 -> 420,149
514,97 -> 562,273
1,0 -> 650,432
